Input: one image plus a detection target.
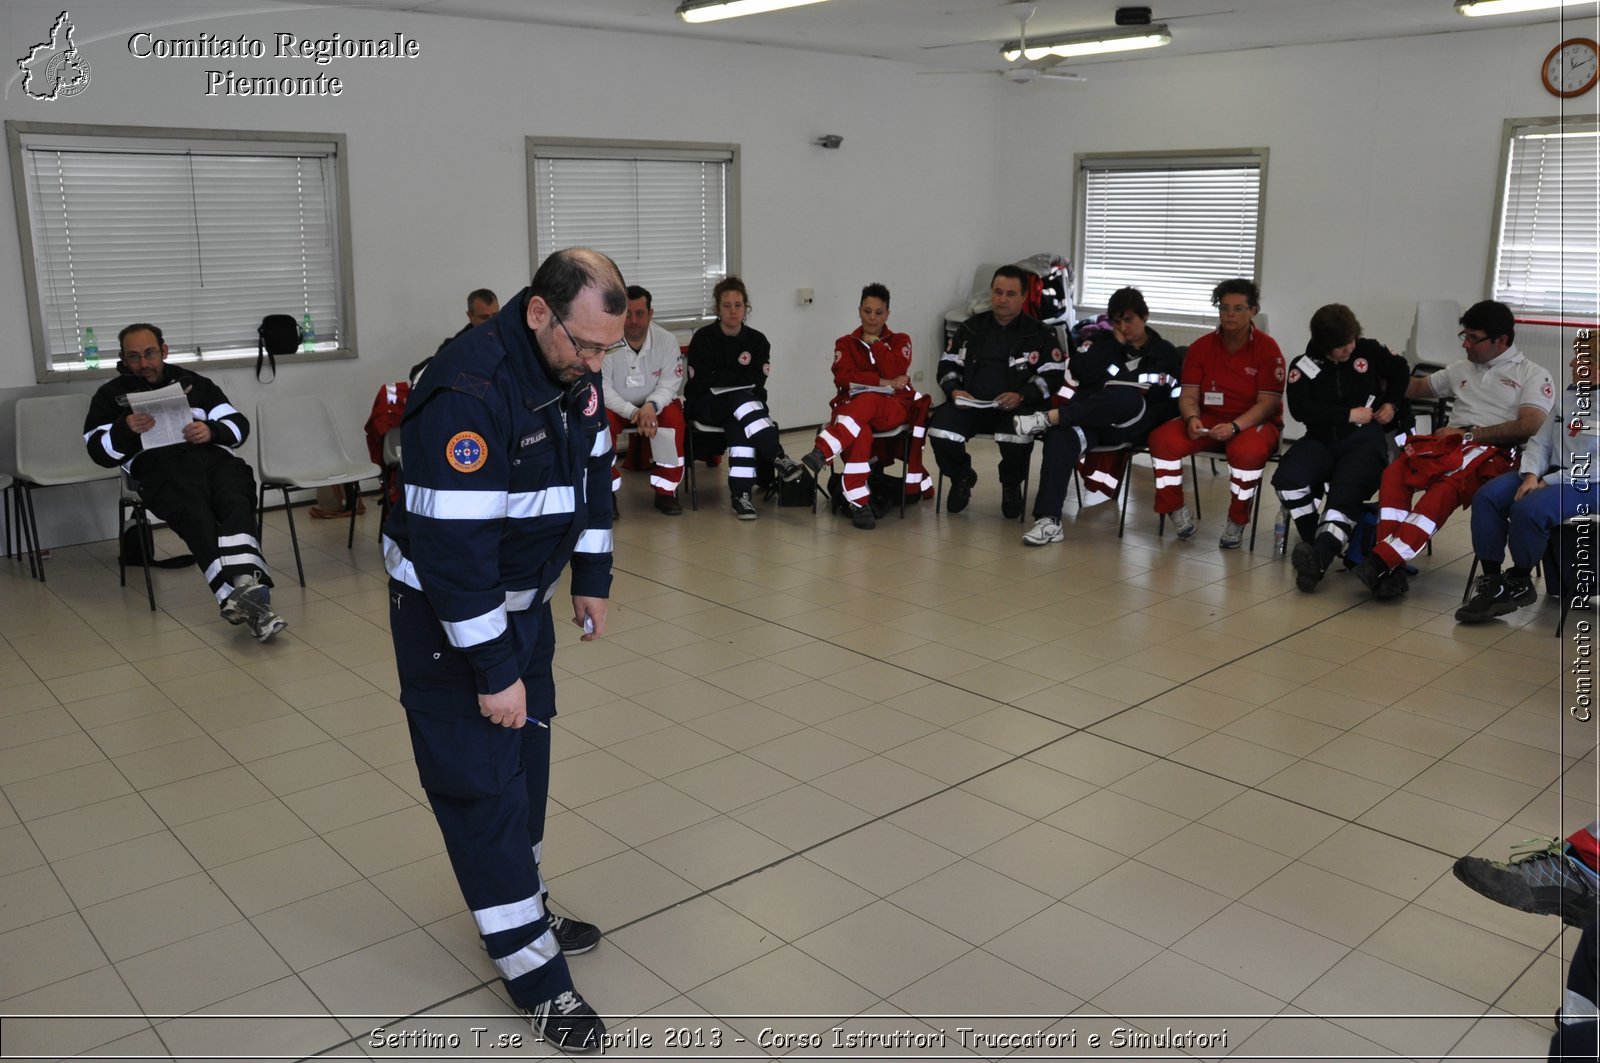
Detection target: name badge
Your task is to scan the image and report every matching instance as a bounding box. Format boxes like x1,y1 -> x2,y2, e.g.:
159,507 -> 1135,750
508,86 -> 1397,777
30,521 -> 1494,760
519,429 -> 548,448
1203,390 -> 1225,407
626,375 -> 644,388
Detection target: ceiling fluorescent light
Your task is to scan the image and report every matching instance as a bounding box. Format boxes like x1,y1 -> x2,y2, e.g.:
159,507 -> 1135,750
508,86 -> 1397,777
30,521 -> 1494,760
677,0 -> 831,23
1001,25 -> 1171,62
1456,0 -> 1593,16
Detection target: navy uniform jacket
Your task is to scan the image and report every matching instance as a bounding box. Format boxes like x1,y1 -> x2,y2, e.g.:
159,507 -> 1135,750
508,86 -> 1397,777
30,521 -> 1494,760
938,311 -> 1063,412
1285,337 -> 1411,444
384,291 -> 613,699
685,323 -> 771,404
84,363 -> 251,475
1071,326 -> 1185,427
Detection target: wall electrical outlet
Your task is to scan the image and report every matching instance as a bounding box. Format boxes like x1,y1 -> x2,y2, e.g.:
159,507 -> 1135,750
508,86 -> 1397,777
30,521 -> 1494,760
797,287 -> 814,306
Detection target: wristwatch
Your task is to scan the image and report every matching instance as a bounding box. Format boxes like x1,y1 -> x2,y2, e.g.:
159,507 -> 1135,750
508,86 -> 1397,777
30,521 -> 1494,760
1461,425 -> 1477,444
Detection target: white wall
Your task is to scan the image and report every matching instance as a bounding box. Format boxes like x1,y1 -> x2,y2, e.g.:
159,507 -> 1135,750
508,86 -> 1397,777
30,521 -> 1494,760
0,0 -> 1004,545
996,21 -> 1593,373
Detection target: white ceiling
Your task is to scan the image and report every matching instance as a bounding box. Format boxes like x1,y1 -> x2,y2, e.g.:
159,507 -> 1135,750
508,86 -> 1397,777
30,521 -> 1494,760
264,0 -> 1596,74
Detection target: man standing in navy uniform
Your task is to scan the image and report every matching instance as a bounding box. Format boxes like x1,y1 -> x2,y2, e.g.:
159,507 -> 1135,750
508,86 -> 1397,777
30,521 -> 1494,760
384,248 -> 624,1053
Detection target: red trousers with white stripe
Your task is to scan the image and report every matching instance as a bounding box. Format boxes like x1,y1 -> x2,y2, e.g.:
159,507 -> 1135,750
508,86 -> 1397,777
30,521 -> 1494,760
1146,414 -> 1279,525
1371,446 -> 1514,570
812,393 -> 931,505
607,401 -> 685,497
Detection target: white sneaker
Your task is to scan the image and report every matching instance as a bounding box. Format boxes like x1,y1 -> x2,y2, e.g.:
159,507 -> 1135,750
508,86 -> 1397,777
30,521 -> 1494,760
1013,411 -> 1052,439
1022,516 -> 1064,546
1218,521 -> 1247,549
1170,505 -> 1197,540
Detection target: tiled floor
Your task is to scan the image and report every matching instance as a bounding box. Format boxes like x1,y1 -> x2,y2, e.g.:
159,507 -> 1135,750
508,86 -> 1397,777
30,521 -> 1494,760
1,434 -> 1593,1061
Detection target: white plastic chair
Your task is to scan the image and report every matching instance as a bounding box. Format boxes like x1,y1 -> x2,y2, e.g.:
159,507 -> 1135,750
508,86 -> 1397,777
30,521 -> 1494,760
12,394 -> 119,582
1405,300 -> 1464,432
1407,300 -> 1464,368
255,395 -> 379,586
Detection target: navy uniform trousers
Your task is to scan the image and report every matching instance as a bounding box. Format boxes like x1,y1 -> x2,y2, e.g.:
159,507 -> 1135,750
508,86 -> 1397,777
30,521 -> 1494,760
686,389 -> 781,500
138,447 -> 269,603
1271,425 -> 1390,548
390,584 -> 571,1009
1032,387 -> 1146,521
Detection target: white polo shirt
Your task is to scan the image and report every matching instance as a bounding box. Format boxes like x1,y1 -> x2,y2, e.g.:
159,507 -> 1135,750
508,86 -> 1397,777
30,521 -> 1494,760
1427,345 -> 1554,429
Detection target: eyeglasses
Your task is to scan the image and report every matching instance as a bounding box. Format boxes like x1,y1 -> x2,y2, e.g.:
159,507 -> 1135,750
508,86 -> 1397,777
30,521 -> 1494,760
1217,303 -> 1253,315
121,348 -> 163,363
1458,331 -> 1491,347
552,311 -> 625,359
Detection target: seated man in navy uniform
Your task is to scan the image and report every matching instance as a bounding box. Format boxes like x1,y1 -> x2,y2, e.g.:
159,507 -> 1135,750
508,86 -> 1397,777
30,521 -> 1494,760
383,248 -> 621,1053
927,265 -> 1062,517
83,322 -> 285,641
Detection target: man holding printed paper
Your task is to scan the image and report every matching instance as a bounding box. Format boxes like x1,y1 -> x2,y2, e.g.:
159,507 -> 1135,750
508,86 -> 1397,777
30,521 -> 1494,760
83,322 -> 286,640
926,265 -> 1062,518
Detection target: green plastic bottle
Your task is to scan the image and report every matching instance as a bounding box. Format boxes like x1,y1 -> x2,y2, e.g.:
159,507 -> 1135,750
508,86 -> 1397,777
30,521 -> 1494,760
83,326 -> 99,370
302,312 -> 315,352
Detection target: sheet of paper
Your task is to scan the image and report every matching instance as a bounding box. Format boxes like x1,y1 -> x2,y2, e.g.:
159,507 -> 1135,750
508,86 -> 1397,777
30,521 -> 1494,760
954,396 -> 998,409
125,383 -> 194,450
708,385 -> 755,395
849,384 -> 896,396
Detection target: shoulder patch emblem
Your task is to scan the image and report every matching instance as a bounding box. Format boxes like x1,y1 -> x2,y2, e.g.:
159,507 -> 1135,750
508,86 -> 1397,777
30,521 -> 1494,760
1275,364 -> 1285,383
1543,380 -> 1555,399
447,431 -> 488,473
583,383 -> 600,417
1353,357 -> 1368,374
1288,367 -> 1301,384
738,351 -> 752,366
762,362 -> 771,376
1052,348 -> 1064,362
832,350 -> 842,365
1027,350 -> 1040,365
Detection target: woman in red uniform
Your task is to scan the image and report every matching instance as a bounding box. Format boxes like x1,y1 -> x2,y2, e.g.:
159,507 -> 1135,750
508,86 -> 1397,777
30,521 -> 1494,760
797,284 -> 931,528
1146,278 -> 1285,548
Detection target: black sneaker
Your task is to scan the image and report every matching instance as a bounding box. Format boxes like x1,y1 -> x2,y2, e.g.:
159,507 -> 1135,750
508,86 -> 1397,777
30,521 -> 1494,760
1504,570 -> 1538,608
773,454 -> 805,483
1352,553 -> 1388,595
1291,540 -> 1325,593
549,912 -> 602,955
1456,573 -> 1518,623
799,448 -> 825,478
1001,482 -> 1024,519
731,494 -> 758,521
1373,567 -> 1409,601
946,469 -> 978,514
849,503 -> 876,530
654,494 -> 682,516
529,990 -> 605,1054
1453,839 -> 1599,927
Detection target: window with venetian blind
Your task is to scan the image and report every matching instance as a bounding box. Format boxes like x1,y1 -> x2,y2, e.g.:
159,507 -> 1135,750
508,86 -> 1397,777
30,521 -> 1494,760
1491,117 -> 1599,321
528,138 -> 738,328
1075,149 -> 1267,326
7,122 -> 354,382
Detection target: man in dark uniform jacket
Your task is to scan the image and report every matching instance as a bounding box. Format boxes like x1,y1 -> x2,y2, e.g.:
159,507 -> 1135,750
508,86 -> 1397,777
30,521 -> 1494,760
383,249 -> 619,1053
927,264 -> 1063,518
84,322 -> 286,641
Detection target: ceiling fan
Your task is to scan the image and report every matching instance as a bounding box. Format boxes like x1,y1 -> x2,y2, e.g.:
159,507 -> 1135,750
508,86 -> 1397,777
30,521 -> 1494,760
918,5 -> 1087,85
